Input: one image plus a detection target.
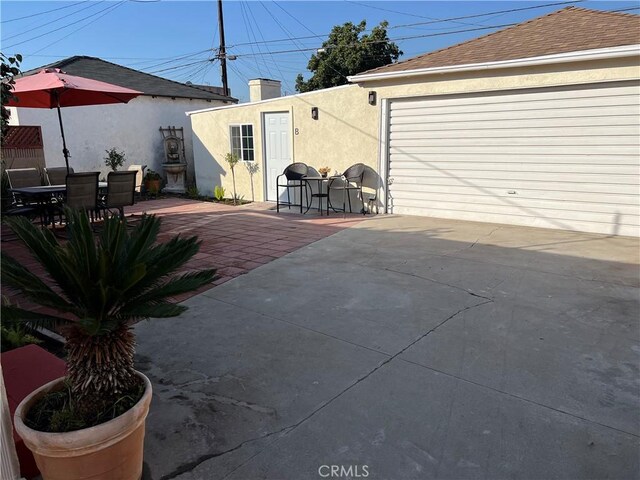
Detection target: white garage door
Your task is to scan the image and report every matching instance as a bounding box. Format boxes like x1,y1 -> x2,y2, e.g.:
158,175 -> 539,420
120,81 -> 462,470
387,81 -> 640,236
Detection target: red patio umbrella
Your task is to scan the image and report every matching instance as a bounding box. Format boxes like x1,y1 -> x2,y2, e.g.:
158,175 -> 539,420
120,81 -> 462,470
6,68 -> 142,172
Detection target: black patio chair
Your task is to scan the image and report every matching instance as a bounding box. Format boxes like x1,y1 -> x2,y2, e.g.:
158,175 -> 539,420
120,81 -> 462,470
328,163 -> 366,215
276,163 -> 311,213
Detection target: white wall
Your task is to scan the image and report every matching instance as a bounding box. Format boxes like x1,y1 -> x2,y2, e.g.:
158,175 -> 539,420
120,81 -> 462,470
9,95 -> 222,184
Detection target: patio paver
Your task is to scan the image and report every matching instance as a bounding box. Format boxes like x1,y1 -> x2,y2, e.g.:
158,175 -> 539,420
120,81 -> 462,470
1,198 -> 367,307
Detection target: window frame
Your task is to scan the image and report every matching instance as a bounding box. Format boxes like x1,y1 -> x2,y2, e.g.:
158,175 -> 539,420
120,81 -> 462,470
229,123 -> 255,162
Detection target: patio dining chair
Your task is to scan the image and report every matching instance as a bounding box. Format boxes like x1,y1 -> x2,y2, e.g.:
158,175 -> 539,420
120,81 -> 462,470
100,170 -> 137,219
44,167 -> 74,186
327,163 -> 366,215
276,162 -> 311,213
5,167 -> 43,210
64,172 -> 100,222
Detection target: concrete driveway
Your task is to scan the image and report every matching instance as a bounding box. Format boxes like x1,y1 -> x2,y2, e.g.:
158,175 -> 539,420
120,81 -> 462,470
135,215 -> 639,480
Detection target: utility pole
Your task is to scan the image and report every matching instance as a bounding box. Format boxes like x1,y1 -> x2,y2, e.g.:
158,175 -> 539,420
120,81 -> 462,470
217,0 -> 229,97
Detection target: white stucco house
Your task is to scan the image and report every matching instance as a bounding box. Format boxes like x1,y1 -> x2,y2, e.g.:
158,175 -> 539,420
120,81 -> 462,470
9,56 -> 237,183
188,7 -> 639,236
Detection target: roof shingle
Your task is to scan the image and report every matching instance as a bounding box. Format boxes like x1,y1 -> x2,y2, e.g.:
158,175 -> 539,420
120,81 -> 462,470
360,7 -> 640,76
22,56 -> 237,103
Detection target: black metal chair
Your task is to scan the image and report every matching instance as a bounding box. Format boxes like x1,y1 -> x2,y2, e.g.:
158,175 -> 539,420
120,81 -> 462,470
100,171 -> 137,219
328,163 -> 366,215
276,163 -> 311,213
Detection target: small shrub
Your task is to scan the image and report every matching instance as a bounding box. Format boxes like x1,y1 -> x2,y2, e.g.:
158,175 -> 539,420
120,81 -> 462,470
104,147 -> 126,171
186,185 -> 200,199
214,185 -> 226,201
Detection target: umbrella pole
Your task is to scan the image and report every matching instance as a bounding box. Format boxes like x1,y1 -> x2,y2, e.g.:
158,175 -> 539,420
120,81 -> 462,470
54,93 -> 70,173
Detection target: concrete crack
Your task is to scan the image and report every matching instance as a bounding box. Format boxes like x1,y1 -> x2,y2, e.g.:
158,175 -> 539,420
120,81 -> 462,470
159,299 -> 492,480
382,265 -> 494,302
160,426 -> 293,480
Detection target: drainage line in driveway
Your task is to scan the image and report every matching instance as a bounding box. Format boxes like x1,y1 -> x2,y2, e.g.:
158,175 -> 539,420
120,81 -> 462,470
161,298 -> 493,480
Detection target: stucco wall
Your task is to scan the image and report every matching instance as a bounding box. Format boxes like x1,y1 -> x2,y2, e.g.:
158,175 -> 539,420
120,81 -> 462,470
190,56 -> 640,201
9,95 -> 223,182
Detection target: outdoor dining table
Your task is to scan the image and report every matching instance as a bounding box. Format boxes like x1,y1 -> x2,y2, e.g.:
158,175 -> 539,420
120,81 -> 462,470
9,182 -> 108,225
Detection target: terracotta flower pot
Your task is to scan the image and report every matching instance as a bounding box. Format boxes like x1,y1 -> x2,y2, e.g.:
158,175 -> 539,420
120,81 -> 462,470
14,372 -> 152,480
145,179 -> 161,194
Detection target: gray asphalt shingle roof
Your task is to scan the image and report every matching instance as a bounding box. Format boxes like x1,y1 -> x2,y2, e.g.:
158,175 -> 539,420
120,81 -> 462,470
22,56 -> 237,103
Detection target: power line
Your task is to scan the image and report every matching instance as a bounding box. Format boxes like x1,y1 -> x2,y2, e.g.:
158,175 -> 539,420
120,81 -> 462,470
227,1 -> 584,49
231,22 -> 519,58
4,1 -> 127,49
3,1 -> 107,42
344,0 -> 491,28
239,1 -> 265,77
31,2 -> 128,55
246,1 -> 295,92
1,1 -> 91,24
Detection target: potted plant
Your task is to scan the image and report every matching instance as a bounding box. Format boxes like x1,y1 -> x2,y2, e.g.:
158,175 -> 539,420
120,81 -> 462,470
144,169 -> 162,194
318,166 -> 331,178
1,210 -> 216,480
103,147 -> 126,171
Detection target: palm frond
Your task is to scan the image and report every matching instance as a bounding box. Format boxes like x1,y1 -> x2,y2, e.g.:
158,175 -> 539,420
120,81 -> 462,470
1,252 -> 76,313
122,269 -> 216,309
1,304 -> 73,330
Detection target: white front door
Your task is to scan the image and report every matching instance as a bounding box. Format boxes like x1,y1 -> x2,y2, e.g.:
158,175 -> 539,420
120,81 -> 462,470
264,112 -> 291,201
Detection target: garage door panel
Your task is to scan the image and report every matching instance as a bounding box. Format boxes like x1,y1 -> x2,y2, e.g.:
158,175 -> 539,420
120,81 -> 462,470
391,96 -> 637,117
389,125 -> 639,140
389,153 -> 640,165
387,184 -> 639,206
393,84 -> 639,110
390,176 -> 640,195
390,115 -> 639,131
389,135 -> 639,147
390,191 -> 640,216
389,161 -> 639,175
390,169 -> 637,184
390,105 -> 639,124
391,145 -> 639,156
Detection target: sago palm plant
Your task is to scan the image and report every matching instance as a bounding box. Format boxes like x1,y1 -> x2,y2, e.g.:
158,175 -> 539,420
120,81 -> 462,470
1,210 -> 216,424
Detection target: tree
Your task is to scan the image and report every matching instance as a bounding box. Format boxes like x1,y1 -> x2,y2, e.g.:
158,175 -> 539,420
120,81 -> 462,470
224,152 -> 240,205
295,21 -> 401,93
1,52 -> 22,141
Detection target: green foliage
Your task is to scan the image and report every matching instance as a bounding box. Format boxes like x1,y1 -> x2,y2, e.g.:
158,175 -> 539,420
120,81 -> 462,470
1,323 -> 42,352
224,152 -> 240,170
214,185 -> 226,201
1,52 -> 22,142
186,185 -> 201,199
144,169 -> 161,181
295,21 -> 401,92
1,210 -> 216,422
103,147 -> 126,171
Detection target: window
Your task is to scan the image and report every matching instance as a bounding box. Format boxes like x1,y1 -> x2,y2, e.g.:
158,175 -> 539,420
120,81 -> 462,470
230,124 -> 254,161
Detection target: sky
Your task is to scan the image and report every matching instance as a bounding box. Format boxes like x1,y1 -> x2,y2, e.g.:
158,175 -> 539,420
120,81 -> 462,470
1,0 -> 638,102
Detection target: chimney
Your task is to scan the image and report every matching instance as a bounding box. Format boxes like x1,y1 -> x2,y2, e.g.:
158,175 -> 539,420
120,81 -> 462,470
249,78 -> 281,102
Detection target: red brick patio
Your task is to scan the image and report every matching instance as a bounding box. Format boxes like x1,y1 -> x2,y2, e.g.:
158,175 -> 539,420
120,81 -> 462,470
1,198 -> 367,307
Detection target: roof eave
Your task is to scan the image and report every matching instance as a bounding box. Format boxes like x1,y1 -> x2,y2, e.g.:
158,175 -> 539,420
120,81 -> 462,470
348,45 -> 640,83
